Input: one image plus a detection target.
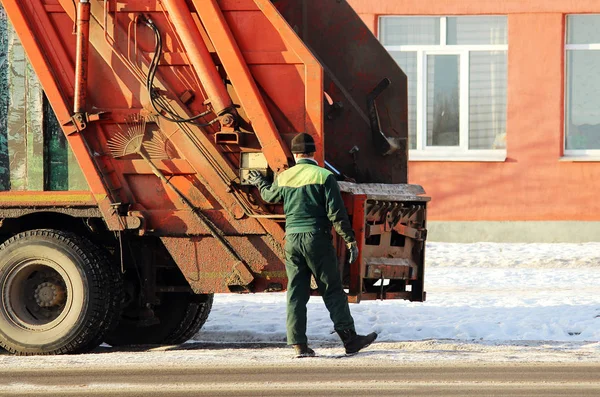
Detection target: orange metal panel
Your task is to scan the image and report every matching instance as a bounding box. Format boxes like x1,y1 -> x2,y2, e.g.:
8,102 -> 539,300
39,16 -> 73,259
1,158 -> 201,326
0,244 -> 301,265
0,191 -> 98,207
73,0 -> 90,114
253,0 -> 325,165
219,0 -> 258,12
0,0 -> 423,300
161,0 -> 234,116
162,234 -> 285,294
194,0 -> 291,173
242,51 -> 300,65
118,159 -> 196,175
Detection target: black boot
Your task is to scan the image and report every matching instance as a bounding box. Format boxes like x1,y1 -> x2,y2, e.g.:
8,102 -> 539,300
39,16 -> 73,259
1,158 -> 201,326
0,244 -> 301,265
292,343 -> 316,358
336,329 -> 377,355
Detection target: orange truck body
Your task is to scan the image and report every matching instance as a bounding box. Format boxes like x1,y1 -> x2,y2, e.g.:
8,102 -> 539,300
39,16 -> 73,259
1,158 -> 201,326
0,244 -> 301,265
0,0 -> 429,353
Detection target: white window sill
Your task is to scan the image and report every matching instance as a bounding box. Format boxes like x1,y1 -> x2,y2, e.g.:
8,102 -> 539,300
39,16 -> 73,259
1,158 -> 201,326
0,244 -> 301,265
409,150 -> 507,162
560,155 -> 600,162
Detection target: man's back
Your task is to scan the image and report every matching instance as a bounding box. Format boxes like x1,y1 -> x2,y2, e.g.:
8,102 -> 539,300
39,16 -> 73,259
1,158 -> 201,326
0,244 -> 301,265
257,159 -> 354,243
275,160 -> 332,234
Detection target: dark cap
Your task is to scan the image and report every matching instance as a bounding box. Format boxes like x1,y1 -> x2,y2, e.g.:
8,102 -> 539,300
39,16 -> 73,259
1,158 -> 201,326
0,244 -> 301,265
291,133 -> 316,154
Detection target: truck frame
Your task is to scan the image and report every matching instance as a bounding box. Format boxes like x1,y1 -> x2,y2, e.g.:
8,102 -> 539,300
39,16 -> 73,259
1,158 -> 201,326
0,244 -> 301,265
0,0 -> 429,355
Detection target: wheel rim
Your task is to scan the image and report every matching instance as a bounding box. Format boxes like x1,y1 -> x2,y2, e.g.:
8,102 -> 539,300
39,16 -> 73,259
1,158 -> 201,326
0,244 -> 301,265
1,259 -> 73,332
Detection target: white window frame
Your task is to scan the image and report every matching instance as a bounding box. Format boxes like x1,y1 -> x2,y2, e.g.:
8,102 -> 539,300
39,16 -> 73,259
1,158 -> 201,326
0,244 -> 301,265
380,16 -> 508,162
564,17 -> 600,160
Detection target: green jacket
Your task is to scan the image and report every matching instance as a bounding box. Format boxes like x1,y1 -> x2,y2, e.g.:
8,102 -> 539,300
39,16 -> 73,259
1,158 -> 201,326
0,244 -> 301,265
257,159 -> 355,243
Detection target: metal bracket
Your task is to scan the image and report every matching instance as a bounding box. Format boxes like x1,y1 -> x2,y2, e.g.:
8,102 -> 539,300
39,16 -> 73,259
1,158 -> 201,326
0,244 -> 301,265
366,207 -> 427,241
228,260 -> 255,287
367,78 -> 400,156
393,223 -> 427,241
67,112 -> 108,135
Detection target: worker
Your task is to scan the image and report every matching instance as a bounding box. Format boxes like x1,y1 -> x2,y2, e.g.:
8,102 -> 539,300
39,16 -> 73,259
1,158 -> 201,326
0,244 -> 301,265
248,133 -> 377,358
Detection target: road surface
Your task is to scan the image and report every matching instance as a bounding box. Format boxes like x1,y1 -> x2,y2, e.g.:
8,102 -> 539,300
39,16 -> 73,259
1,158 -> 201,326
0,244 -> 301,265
1,361 -> 599,396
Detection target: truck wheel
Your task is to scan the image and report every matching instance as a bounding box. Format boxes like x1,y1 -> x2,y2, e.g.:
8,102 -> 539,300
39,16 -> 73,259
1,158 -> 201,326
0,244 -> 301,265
105,292 -> 213,346
0,230 -> 122,355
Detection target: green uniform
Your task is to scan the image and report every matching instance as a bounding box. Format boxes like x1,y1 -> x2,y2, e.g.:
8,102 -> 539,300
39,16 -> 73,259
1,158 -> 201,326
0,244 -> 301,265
256,159 -> 356,344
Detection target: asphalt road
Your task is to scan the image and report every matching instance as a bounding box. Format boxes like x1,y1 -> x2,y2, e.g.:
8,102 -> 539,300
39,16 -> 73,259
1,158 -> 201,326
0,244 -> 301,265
1,363 -> 599,396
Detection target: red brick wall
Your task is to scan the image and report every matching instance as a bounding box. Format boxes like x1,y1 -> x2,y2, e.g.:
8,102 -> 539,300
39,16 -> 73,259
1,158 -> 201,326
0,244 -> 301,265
349,0 -> 600,221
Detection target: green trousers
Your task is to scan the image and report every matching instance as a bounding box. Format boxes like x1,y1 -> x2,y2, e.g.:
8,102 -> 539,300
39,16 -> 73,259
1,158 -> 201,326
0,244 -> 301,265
284,230 -> 355,345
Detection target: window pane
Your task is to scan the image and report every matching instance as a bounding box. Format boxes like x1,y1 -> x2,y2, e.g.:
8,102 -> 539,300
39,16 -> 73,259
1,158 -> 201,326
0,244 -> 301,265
566,51 -> 600,150
447,16 -> 508,45
390,52 -> 417,149
380,17 -> 440,46
427,55 -> 460,147
469,51 -> 507,149
567,15 -> 600,45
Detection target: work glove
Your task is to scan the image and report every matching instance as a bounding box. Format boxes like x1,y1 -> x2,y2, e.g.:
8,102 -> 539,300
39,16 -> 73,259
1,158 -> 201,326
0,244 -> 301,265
247,170 -> 266,187
347,241 -> 359,264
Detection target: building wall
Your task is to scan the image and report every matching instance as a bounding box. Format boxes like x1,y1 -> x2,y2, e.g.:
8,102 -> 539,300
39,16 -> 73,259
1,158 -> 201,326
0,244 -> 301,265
350,0 -> 600,242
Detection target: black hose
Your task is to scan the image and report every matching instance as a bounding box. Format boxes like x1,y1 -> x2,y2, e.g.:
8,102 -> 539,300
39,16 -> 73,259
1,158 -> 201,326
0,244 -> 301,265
143,19 -> 219,126
72,0 -> 77,34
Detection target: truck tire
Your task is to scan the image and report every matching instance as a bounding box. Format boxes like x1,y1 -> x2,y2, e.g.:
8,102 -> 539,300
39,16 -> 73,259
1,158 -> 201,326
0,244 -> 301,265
0,230 -> 122,355
105,292 -> 213,346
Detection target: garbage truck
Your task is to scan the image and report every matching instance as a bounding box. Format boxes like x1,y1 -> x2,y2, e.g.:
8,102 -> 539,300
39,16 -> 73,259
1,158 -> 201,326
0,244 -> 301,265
0,0 -> 429,355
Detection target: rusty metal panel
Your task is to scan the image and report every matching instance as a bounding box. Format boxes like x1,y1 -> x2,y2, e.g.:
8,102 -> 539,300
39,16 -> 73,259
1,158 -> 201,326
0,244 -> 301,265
342,189 -> 428,303
161,235 -> 286,294
339,181 -> 430,202
364,259 -> 412,279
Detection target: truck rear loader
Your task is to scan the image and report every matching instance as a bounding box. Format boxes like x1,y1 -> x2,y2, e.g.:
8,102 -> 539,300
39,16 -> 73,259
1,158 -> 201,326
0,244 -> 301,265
0,0 -> 429,355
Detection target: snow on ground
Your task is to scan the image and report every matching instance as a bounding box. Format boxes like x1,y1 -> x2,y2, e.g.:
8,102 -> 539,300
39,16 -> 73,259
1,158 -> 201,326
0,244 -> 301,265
1,242 -> 599,366
196,242 -> 600,346
427,242 -> 600,269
